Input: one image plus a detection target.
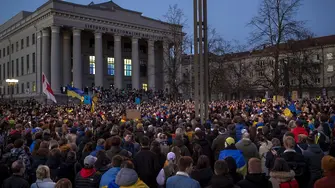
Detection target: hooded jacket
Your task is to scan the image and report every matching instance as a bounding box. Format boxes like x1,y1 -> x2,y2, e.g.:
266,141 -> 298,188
235,138 -> 259,164
75,168 -> 101,188
269,171 -> 298,188
219,149 -> 247,176
303,144 -> 324,187
115,168 -> 148,188
100,167 -> 121,188
210,174 -> 235,188
237,173 -> 272,188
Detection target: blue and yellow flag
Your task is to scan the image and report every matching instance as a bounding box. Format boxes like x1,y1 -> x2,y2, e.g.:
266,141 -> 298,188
67,85 -> 84,100
91,101 -> 95,113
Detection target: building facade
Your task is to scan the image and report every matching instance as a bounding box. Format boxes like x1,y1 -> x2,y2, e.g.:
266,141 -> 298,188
0,0 -> 179,97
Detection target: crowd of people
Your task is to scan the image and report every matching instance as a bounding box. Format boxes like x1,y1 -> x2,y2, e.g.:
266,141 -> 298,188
0,92 -> 335,188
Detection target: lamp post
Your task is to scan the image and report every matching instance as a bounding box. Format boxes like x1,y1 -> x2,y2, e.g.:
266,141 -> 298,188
6,79 -> 18,100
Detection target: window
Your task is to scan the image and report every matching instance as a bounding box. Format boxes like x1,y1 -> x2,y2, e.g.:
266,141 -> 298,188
280,82 -> 284,86
21,39 -> 24,49
328,77 -> 332,84
32,53 -> 36,73
21,83 -> 24,93
16,42 -> 19,52
26,82 -> 30,90
315,67 -> 320,73
140,60 -> 147,77
291,79 -> 296,85
2,48 -> 5,57
107,41 -> 114,50
16,85 -> 19,94
0,49 -> 1,58
11,44 -> 13,53
327,53 -> 333,60
32,81 -> 36,92
32,34 -> 35,45
316,54 -> 320,60
0,65 -> 2,80
7,46 -> 9,55
142,83 -> 148,91
16,59 -> 19,76
327,65 -> 334,72
26,36 -> 29,47
89,39 -> 94,48
26,54 -> 30,74
3,64 -> 5,80
21,57 -> 24,76
315,78 -> 321,84
89,56 -> 95,74
7,62 -> 9,78
11,60 -> 14,77
124,59 -> 132,76
107,57 -> 115,75
258,71 -> 264,77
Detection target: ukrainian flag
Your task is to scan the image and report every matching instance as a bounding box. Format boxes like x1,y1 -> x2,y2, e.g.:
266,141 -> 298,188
67,85 -> 84,100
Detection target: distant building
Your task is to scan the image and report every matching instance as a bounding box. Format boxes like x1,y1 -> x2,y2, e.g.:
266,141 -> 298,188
0,0 -> 180,98
182,35 -> 335,100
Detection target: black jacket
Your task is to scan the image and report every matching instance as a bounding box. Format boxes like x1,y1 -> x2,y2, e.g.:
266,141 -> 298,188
3,175 -> 29,188
303,144 -> 324,188
237,173 -> 272,188
134,147 -> 161,188
281,150 -> 308,188
75,168 -> 101,188
210,174 -> 235,188
106,146 -> 131,160
190,167 -> 213,188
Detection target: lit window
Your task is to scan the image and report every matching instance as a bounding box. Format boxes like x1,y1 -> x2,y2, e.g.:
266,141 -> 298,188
32,81 -> 36,92
107,57 -> 115,75
142,83 -> 148,91
124,59 -> 132,76
327,53 -> 333,60
89,56 -> 95,74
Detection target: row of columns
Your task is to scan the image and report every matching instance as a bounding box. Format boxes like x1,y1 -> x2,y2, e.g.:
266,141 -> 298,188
38,26 -> 167,94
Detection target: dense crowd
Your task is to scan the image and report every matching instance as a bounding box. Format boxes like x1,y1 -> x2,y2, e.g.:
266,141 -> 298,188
0,92 -> 335,188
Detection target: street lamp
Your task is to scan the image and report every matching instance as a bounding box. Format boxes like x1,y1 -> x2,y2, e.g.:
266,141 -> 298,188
6,79 -> 19,100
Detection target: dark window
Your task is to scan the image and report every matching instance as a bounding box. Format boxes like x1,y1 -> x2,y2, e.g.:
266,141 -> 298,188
3,64 -> 5,80
140,60 -> 147,77
21,39 -> 24,49
107,41 -> 114,49
7,62 -> 9,78
21,83 -> 24,93
127,84 -> 132,90
2,48 -> 5,57
26,36 -> 29,47
11,44 -> 14,53
16,85 -> 19,94
140,45 -> 147,54
89,38 -> 94,48
32,53 -> 36,73
27,82 -> 30,90
16,42 -> 19,52
32,34 -> 35,45
16,59 -> 19,77
21,57 -> 24,76
0,65 -> 2,80
27,54 -> 30,74
0,49 -> 1,58
7,46 -> 9,55
11,60 -> 14,77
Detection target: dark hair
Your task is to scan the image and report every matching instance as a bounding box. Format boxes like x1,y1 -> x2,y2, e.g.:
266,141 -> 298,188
85,130 -> 93,138
49,148 -> 61,158
224,156 -> 237,174
178,156 -> 193,172
140,136 -> 150,147
150,141 -> 161,155
83,142 -> 94,153
58,138 -> 68,146
272,158 -> 291,172
35,132 -> 43,140
121,160 -> 134,169
14,139 -> 24,148
32,139 -> 42,156
112,155 -> 123,167
214,160 -> 229,175
196,155 -> 210,169
192,144 -> 203,164
55,178 -> 72,188
95,150 -> 111,170
66,151 -> 76,162
110,136 -> 122,147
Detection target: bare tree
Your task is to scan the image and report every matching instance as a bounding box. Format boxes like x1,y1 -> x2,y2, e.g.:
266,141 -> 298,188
248,0 -> 311,96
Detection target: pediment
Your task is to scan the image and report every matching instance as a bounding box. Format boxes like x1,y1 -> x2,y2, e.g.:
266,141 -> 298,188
88,1 -> 123,11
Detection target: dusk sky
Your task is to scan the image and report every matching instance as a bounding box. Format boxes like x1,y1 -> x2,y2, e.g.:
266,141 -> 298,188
1,0 -> 334,45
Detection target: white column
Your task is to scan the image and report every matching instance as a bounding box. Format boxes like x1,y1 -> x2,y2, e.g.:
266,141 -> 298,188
36,31 -> 42,93
94,32 -> 104,87
132,37 -> 140,90
73,29 -> 82,89
42,28 -> 50,83
163,41 -> 169,92
114,35 -> 123,89
63,31 -> 71,86
148,39 -> 155,90
50,26 -> 61,94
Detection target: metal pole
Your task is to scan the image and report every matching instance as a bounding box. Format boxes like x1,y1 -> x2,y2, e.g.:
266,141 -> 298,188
203,0 -> 209,120
193,0 -> 200,118
198,0 -> 204,124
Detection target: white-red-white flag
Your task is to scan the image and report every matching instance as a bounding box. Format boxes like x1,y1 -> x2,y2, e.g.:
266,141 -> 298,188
42,72 -> 57,103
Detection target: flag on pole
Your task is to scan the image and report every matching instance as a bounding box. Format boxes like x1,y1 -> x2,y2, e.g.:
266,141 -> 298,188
42,72 -> 57,103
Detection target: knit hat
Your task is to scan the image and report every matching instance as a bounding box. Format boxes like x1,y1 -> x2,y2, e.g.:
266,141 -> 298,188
167,152 -> 176,161
322,155 -> 335,172
226,137 -> 235,146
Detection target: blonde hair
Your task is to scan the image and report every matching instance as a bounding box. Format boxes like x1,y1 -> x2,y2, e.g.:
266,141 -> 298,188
36,165 -> 50,180
284,136 -> 295,149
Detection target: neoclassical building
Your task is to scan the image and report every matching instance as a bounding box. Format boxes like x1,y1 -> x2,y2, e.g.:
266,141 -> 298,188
0,0 -> 180,97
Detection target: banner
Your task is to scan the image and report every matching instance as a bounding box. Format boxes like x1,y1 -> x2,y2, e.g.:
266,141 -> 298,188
126,109 -> 141,120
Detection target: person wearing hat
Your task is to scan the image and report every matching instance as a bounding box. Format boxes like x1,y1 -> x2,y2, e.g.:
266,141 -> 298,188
75,155 -> 101,188
218,137 -> 247,176
314,155 -> 335,188
156,152 -> 178,187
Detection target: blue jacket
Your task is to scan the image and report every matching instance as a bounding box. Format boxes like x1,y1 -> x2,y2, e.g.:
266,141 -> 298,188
30,140 -> 36,152
99,167 -> 120,188
219,149 -> 247,176
235,123 -> 245,141
90,145 -> 104,157
166,174 -> 201,188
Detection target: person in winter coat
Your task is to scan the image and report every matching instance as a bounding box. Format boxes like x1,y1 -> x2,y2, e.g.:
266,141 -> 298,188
173,134 -> 191,157
166,156 -> 201,188
9,139 -> 32,177
190,155 -> 213,188
269,158 -> 298,188
46,148 -> 62,181
219,137 -> 247,176
3,160 -> 29,188
210,160 -> 235,188
31,165 -> 56,188
31,146 -> 49,183
90,139 -> 105,157
156,152 -> 178,187
151,141 -> 167,169
58,151 -> 81,185
265,138 -> 282,172
314,155 -> 335,188
134,136 -> 161,188
259,134 -> 273,175
106,136 -> 132,160
235,132 -> 259,164
100,155 -> 123,188
212,125 -> 235,160
291,120 -> 308,143
234,116 -> 247,141
224,157 -> 243,184
95,150 -> 111,174
192,130 -> 213,166
303,136 -> 324,188
75,155 -> 102,188
237,158 -> 272,188
115,160 -> 148,188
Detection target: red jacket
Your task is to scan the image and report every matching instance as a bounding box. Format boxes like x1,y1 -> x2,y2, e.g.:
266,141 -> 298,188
280,179 -> 299,188
291,127 -> 308,142
314,172 -> 335,188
